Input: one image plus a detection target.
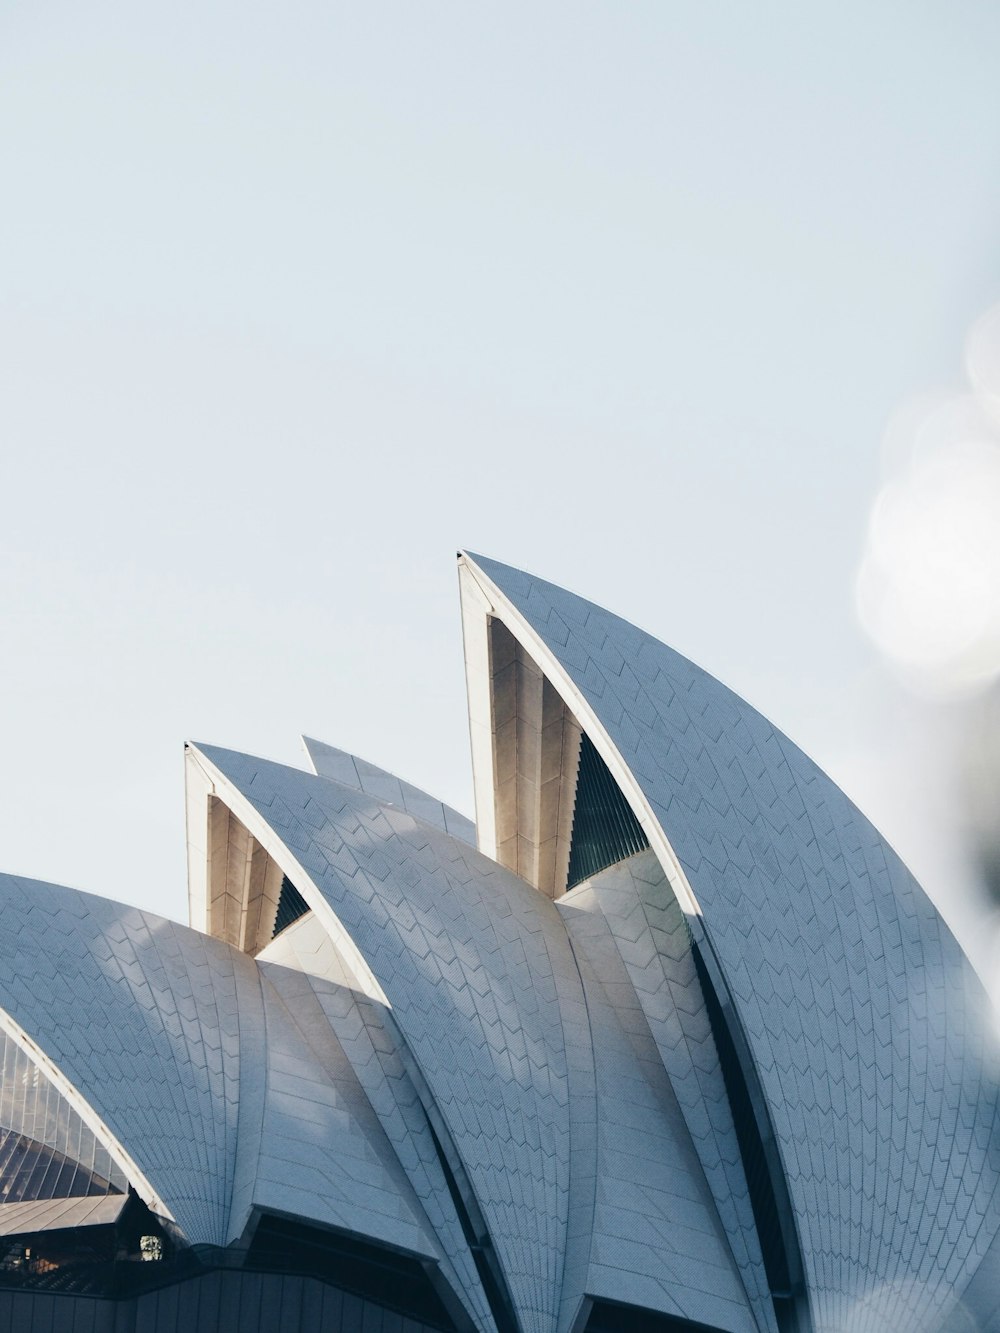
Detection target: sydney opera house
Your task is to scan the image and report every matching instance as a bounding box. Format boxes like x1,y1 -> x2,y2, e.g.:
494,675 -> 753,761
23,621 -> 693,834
0,552 -> 999,1333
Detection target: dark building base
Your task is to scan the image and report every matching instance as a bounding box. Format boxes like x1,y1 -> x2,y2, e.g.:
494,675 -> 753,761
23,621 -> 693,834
0,1269 -> 452,1333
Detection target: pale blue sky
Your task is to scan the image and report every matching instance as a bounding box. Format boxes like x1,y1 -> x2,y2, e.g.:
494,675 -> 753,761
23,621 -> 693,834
3,3 -> 1000,959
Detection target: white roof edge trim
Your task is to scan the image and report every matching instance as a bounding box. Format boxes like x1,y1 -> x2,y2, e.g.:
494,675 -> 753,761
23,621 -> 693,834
184,746 -> 213,933
186,745 -> 391,1008
0,1009 -> 175,1226
457,558 -> 498,860
459,553 -> 703,920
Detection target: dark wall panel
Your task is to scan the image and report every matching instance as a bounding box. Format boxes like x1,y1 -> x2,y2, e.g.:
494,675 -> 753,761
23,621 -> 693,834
71,1304 -> 98,1333
0,1270 -> 456,1333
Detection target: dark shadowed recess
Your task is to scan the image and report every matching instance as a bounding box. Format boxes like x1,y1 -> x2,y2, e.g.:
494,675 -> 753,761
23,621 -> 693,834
271,875 -> 310,938
567,733 -> 649,889
0,1204 -> 463,1332
247,1214 -> 457,1327
692,948 -> 810,1333
583,1296 -> 731,1331
424,1118 -> 520,1333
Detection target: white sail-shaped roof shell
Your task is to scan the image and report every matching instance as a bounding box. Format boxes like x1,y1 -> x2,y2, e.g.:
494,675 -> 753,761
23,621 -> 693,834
1,552 -> 997,1333
458,551 -> 1000,1333
0,873 -> 458,1281
190,742 -> 767,1333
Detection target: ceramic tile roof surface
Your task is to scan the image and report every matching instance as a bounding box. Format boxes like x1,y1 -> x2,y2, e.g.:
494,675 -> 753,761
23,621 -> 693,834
0,874 -> 445,1266
463,552 -> 1000,1333
2,555 -> 997,1333
194,744 -> 767,1333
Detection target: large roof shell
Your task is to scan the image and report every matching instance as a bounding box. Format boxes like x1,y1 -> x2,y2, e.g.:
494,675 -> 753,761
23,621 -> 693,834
558,849 -> 775,1333
2,552 -> 998,1333
0,873 -> 455,1271
191,743 -> 763,1333
458,551 -> 1000,1333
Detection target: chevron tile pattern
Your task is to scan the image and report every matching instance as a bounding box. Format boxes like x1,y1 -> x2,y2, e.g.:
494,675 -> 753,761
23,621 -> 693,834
467,552 -> 1000,1333
1,555 -> 996,1333
196,743 -> 771,1333
0,874 -> 444,1269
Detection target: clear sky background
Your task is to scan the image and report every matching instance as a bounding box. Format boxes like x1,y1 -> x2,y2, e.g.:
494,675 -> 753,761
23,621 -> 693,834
3,3 -> 1000,979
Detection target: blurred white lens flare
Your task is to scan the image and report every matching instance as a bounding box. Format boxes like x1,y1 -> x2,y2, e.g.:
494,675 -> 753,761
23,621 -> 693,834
967,302 -> 1000,428
858,303 -> 1000,697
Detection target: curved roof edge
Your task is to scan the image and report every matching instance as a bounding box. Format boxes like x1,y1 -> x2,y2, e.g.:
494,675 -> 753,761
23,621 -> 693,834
185,741 -> 390,1004
457,549 -> 1000,1333
459,550 -> 702,916
0,1008 -> 173,1225
458,550 -> 812,1332
302,737 -> 476,846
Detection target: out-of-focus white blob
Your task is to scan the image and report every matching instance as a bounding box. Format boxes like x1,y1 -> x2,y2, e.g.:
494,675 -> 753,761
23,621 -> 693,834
878,389 -> 956,478
836,1276 -> 940,1333
967,302 -> 1000,428
859,303 -> 1000,698
910,392 -> 998,461
857,438 -> 1000,695
936,1298 -> 984,1333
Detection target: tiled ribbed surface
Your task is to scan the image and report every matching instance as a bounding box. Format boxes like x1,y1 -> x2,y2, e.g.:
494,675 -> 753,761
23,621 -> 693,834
199,745 -> 765,1333
468,553 -> 1000,1333
558,880 -> 761,1333
0,874 -> 441,1265
562,851 -> 776,1333
304,737 -> 477,846
0,874 -> 247,1244
238,966 -> 440,1261
198,745 -> 578,1333
260,923 -> 495,1333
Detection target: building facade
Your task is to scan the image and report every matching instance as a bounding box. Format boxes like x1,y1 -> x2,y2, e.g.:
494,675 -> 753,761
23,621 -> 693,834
0,552 -> 997,1332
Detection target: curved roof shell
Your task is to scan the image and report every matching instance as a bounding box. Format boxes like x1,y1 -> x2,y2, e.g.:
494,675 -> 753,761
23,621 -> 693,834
303,737 -> 477,845
0,873 -> 458,1276
458,552 -> 1000,1333
190,742 -> 764,1333
1,553 -> 997,1333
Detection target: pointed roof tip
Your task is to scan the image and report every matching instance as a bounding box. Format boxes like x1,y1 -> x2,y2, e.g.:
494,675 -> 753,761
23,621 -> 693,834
186,739 -> 236,759
458,550 -> 523,582
301,736 -> 363,787
301,736 -> 477,847
459,552 -> 549,607
300,734 -> 322,774
187,740 -> 220,758
186,740 -> 268,777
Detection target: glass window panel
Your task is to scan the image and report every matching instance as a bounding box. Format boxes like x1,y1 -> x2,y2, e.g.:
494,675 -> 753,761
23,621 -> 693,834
0,1031 -> 127,1202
